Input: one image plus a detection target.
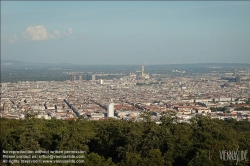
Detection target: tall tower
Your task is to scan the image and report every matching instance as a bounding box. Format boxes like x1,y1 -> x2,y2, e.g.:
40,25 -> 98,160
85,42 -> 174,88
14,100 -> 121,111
107,99 -> 114,117
142,65 -> 145,77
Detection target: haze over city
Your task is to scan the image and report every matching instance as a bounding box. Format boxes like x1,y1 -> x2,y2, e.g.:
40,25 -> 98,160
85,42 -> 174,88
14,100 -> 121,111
1,1 -> 250,65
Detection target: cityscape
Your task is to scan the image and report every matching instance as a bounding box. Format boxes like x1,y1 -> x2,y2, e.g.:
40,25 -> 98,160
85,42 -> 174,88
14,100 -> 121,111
1,64 -> 250,122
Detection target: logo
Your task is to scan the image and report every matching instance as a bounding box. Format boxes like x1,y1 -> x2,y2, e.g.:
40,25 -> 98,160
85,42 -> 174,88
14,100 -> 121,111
219,146 -> 248,165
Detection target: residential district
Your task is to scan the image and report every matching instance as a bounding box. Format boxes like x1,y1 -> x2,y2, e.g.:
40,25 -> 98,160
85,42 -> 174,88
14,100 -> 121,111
1,65 -> 250,123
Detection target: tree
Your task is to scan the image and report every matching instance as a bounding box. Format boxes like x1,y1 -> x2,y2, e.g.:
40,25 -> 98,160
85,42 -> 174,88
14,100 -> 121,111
143,149 -> 165,166
18,119 -> 42,151
84,153 -> 116,166
57,120 -> 95,151
120,152 -> 143,166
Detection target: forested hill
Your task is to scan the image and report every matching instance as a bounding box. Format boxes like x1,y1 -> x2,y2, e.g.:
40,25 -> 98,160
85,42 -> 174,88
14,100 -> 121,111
1,115 -> 250,166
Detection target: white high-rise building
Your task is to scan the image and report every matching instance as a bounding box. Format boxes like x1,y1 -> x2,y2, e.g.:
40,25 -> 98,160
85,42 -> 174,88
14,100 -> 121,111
107,100 -> 114,117
100,79 -> 104,84
142,65 -> 145,77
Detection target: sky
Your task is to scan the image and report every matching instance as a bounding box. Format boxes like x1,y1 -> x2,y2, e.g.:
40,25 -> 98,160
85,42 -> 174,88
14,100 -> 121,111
1,1 -> 250,65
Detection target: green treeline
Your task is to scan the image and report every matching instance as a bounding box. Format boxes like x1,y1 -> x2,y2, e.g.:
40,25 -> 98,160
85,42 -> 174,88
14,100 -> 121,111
0,114 -> 250,166
1,69 -> 69,83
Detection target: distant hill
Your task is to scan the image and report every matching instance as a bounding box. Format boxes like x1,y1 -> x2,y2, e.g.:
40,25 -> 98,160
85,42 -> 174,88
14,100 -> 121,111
1,59 -> 250,70
1,60 -> 75,69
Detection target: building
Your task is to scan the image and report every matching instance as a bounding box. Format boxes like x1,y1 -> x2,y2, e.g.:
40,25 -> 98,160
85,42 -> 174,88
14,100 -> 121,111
69,73 -> 82,81
145,73 -> 150,79
142,65 -> 145,77
92,75 -> 95,81
100,79 -> 104,84
79,75 -> 83,80
235,75 -> 241,82
69,74 -> 75,81
107,100 -> 114,117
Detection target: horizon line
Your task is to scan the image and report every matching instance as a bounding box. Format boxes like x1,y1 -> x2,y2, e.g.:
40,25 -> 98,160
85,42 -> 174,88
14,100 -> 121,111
2,59 -> 250,66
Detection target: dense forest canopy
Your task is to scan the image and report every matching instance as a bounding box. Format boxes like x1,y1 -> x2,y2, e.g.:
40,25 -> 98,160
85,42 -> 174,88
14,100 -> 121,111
1,114 -> 250,166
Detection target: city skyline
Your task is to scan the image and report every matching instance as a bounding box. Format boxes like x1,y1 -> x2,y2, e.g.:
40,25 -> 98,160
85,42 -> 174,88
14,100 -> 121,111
1,1 -> 250,65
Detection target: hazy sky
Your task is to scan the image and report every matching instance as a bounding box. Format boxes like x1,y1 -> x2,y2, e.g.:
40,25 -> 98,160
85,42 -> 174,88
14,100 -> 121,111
1,1 -> 250,65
